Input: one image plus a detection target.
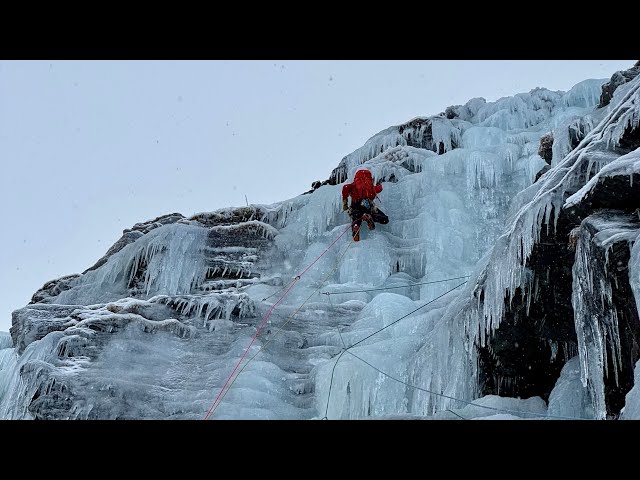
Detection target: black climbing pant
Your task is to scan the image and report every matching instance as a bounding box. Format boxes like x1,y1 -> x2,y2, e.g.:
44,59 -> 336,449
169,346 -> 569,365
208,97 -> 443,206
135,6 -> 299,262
350,202 -> 388,238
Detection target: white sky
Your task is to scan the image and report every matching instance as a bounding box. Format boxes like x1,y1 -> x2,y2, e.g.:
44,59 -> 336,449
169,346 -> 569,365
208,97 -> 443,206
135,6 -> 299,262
0,60 -> 634,332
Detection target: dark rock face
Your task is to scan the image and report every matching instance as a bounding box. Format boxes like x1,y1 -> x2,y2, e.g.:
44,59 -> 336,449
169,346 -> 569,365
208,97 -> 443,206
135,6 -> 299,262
572,173 -> 640,216
534,132 -> 554,183
202,223 -> 274,284
29,274 -> 81,304
477,94 -> 640,413
444,105 -> 459,119
477,205 -> 579,402
189,207 -> 262,227
189,207 -> 275,288
538,133 -> 553,164
302,179 -> 335,195
398,118 -> 460,154
619,119 -> 640,153
11,304 -> 80,353
598,61 -> 640,108
568,117 -> 591,151
479,139 -> 640,415
444,99 -> 484,122
575,212 -> 640,416
124,212 -> 185,234
566,126 -> 640,219
328,164 -> 348,186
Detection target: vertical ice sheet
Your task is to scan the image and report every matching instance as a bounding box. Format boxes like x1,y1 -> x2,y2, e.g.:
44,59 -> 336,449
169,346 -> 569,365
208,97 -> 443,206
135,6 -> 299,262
621,360 -> 640,419
0,332 -> 12,350
547,356 -> 594,419
400,78 -> 640,418
624,231 -> 640,418
0,332 -> 17,411
561,79 -> 608,109
465,77 -> 640,349
571,223 -> 610,419
0,332 -> 64,419
571,214 -> 639,418
630,230 -> 640,323
56,223 -> 210,305
313,293 -> 453,419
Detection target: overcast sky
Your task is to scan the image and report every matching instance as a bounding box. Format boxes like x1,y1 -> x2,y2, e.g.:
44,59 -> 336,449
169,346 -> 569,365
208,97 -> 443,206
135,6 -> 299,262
0,60 -> 634,332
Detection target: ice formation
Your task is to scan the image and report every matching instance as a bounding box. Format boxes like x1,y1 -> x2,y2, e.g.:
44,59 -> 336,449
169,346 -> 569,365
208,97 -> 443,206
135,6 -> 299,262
2,68 -> 640,420
406,76 -> 640,419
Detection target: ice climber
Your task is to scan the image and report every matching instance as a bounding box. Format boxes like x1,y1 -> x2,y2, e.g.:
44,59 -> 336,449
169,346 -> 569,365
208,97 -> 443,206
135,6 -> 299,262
342,168 -> 389,241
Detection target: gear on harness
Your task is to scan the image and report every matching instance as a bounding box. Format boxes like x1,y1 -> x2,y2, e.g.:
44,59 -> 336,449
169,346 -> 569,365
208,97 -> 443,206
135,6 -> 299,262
362,213 -> 375,230
341,169 -> 389,240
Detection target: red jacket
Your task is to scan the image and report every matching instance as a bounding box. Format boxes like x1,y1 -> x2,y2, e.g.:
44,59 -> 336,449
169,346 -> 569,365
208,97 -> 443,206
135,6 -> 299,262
342,169 -> 382,202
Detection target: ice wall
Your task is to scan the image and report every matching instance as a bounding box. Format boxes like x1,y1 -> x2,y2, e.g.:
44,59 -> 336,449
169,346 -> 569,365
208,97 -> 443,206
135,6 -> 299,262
4,71 -> 636,420
308,82 -> 619,419
571,214 -> 637,418
56,223 -> 210,305
402,76 -> 640,418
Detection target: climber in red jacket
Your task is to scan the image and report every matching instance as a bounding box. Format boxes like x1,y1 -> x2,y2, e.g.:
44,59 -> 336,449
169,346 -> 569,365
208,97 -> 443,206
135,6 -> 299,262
342,169 -> 389,241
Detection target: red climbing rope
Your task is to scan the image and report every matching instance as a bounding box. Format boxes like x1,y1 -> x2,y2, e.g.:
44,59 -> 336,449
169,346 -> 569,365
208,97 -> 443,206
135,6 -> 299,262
203,221 -> 355,420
